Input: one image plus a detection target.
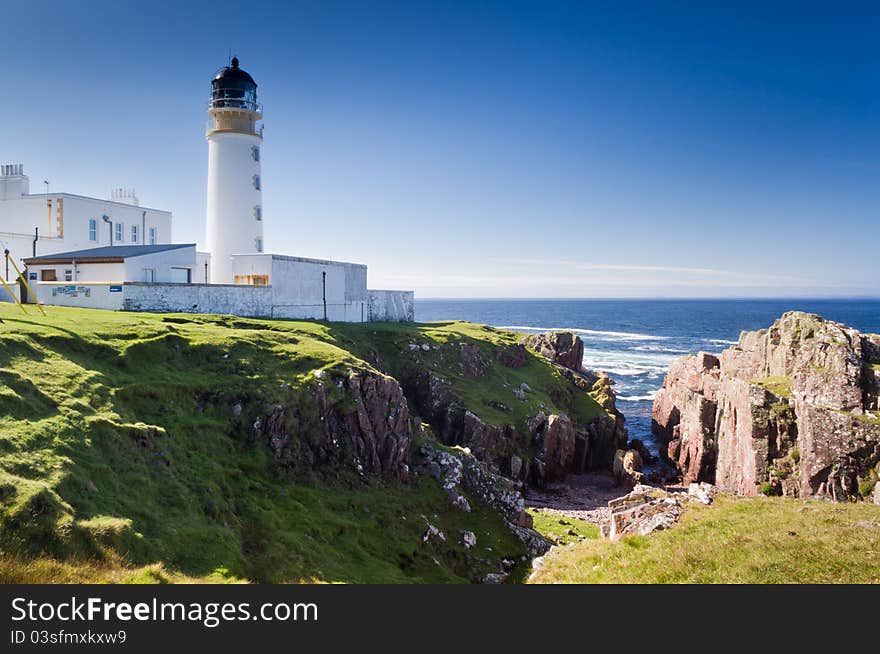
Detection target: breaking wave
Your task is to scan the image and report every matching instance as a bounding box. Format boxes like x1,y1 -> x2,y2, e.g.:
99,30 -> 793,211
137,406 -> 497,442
497,326 -> 668,341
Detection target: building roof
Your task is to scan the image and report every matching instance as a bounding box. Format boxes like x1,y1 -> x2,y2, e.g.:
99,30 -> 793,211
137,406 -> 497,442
24,243 -> 194,265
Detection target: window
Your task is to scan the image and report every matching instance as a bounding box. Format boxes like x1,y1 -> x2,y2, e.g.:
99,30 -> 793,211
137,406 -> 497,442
233,274 -> 269,286
142,268 -> 155,282
255,238 -> 263,253
114,222 -> 123,243
251,145 -> 260,162
88,219 -> 97,241
148,227 -> 157,245
64,269 -> 73,282
253,175 -> 261,190
254,205 -> 262,221
131,224 -> 138,243
40,269 -> 57,281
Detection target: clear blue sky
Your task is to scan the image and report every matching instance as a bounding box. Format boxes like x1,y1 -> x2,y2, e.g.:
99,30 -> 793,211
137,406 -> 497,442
3,1 -> 878,297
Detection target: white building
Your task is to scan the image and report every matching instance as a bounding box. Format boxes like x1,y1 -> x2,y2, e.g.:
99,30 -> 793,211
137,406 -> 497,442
2,57 -> 414,322
22,244 -> 197,310
0,165 -> 173,284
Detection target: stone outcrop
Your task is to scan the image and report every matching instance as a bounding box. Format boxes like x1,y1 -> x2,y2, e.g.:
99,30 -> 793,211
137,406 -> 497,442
398,332 -> 627,488
414,442 -> 551,557
253,371 -> 412,480
601,483 -> 716,540
522,331 -> 584,371
653,312 -> 880,501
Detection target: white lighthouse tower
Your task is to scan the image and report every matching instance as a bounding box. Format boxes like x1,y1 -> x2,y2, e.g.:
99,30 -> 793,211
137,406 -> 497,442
205,57 -> 264,284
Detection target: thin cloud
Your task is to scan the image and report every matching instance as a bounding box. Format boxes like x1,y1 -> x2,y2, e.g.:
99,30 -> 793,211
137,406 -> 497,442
492,258 -> 815,284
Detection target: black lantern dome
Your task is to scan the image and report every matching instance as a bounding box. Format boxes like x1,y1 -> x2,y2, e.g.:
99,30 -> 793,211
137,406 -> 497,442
210,57 -> 259,111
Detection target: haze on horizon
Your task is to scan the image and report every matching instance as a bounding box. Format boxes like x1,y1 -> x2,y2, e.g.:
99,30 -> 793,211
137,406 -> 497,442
2,1 -> 877,299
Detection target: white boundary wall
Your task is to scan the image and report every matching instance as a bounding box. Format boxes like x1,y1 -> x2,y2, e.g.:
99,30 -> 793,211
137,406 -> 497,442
24,282 -> 414,322
367,290 -> 415,322
123,283 -> 273,317
33,282 -> 125,310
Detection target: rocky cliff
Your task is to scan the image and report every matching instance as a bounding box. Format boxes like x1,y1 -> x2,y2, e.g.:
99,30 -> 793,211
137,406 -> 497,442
384,330 -> 627,488
653,312 -> 880,501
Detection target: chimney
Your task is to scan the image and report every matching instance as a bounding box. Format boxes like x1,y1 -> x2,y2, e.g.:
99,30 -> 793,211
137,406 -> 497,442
111,187 -> 140,206
0,163 -> 29,200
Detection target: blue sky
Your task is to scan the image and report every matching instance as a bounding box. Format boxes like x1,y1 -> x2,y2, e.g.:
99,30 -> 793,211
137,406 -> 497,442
2,1 -> 878,297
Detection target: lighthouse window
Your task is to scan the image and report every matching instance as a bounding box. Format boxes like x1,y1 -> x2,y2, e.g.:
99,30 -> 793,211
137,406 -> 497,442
255,238 -> 263,253
149,227 -> 157,245
251,145 -> 260,162
88,219 -> 97,241
253,175 -> 261,190
131,225 -> 138,243
254,206 -> 262,221
114,222 -> 123,243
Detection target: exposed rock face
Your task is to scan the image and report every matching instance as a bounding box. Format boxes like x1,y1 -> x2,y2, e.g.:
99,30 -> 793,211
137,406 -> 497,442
522,331 -> 584,371
414,442 -> 551,557
653,312 -> 880,500
612,448 -> 644,488
254,371 -> 412,480
398,333 -> 626,488
529,412 -> 576,485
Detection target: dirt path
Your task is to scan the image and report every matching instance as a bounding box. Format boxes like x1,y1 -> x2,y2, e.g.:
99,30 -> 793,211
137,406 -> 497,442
524,471 -> 626,525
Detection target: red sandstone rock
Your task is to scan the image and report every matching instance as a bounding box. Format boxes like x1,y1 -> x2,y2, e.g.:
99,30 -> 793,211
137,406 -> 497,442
522,331 -> 585,371
652,312 -> 880,500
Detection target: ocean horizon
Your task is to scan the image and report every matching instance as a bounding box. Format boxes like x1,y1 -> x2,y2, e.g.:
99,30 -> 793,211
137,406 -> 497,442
415,298 -> 880,454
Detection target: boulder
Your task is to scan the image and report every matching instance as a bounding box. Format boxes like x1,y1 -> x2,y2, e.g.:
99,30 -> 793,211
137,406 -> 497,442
613,448 -> 644,488
522,331 -> 585,371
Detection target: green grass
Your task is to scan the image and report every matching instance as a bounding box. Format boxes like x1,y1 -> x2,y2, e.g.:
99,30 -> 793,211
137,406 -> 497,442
527,509 -> 600,546
0,304 -> 544,583
752,376 -> 794,399
327,320 -> 603,428
529,495 -> 880,584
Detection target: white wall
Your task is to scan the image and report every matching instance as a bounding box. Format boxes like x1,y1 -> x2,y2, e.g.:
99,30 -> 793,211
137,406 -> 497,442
123,246 -> 196,283
123,283 -> 274,317
367,290 -> 415,322
24,246 -> 196,284
0,191 -> 172,274
27,279 -> 413,323
33,282 -> 125,310
230,254 -> 369,320
196,251 -> 212,284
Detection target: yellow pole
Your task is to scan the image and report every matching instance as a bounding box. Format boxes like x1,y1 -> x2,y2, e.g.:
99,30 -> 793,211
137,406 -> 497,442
0,274 -> 27,314
6,254 -> 45,316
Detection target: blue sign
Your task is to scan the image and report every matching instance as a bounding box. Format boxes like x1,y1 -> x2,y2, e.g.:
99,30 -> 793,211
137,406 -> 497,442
29,272 -> 37,280
109,285 -> 123,293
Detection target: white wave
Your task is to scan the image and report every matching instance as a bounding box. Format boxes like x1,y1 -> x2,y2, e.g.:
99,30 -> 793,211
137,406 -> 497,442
496,325 -> 668,341
617,392 -> 657,402
708,338 -> 738,345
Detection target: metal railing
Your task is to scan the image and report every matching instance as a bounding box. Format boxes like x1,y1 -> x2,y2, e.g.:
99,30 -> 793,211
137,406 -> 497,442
207,97 -> 262,113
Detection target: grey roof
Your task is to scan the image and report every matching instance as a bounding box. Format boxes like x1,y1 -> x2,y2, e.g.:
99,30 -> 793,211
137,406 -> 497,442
25,243 -> 194,263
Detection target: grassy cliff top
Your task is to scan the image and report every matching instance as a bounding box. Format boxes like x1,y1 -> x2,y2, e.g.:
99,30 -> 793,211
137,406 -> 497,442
0,304 -> 602,583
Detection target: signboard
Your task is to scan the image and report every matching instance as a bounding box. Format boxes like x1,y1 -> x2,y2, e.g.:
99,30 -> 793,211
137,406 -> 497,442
28,272 -> 37,280
109,285 -> 123,293
52,285 -> 91,298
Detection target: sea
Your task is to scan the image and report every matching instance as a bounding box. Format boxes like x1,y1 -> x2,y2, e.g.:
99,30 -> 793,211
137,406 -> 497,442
415,299 -> 880,456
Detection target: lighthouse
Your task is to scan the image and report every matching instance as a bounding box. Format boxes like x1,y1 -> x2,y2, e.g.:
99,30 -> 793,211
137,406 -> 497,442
205,57 -> 264,284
